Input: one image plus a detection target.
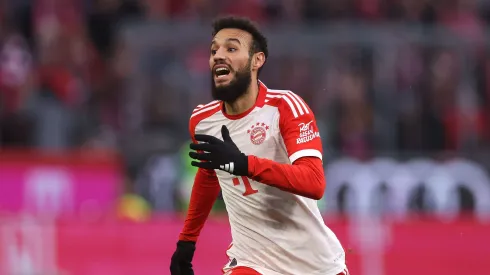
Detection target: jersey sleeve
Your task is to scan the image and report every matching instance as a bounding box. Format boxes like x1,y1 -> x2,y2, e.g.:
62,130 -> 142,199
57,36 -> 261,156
179,115 -> 221,242
179,167 -> 220,241
248,156 -> 325,200
278,95 -> 323,163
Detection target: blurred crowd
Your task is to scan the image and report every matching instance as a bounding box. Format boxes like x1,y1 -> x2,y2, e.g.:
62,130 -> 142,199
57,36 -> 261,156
0,0 -> 489,160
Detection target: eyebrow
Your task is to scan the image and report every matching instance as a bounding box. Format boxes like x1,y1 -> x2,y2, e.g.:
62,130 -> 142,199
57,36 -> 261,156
211,38 -> 242,47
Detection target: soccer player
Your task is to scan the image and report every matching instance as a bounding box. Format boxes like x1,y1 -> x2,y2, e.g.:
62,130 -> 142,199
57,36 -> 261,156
170,16 -> 348,275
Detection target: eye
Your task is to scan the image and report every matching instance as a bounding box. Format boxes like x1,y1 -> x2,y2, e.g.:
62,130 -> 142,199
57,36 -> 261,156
211,49 -> 217,55
228,48 -> 237,52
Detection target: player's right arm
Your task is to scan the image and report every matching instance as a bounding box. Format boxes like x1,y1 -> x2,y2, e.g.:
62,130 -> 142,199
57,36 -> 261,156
180,106 -> 222,241
179,167 -> 220,241
170,114 -> 221,275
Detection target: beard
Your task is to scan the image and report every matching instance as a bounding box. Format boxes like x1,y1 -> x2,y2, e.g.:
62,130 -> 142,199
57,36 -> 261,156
211,60 -> 252,103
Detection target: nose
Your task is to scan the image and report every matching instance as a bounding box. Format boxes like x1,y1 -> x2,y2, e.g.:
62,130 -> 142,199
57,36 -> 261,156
213,48 -> 226,62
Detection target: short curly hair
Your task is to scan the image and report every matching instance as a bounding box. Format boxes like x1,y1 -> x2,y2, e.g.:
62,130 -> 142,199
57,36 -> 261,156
212,16 -> 268,74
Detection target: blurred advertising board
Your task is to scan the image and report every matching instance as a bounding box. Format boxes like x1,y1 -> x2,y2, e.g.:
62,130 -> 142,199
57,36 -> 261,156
0,151 -> 122,217
323,158 -> 490,221
0,216 -> 489,275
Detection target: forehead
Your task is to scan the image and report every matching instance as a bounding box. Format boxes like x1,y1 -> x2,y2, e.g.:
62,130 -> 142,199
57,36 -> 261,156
212,28 -> 253,45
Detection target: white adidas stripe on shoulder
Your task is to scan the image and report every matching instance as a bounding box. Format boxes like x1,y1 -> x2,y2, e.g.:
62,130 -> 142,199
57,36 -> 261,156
191,102 -> 220,118
193,100 -> 220,111
267,89 -> 309,115
265,94 -> 298,118
266,89 -> 309,118
288,91 -> 309,114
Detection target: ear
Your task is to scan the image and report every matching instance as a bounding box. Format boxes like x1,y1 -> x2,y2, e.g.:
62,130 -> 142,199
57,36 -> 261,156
252,52 -> 266,72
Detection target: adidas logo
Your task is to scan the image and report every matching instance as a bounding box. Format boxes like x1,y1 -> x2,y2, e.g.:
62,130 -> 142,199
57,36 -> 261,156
220,162 -> 235,173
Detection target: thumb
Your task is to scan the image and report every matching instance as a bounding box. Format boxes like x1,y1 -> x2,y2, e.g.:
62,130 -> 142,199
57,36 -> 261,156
221,125 -> 232,142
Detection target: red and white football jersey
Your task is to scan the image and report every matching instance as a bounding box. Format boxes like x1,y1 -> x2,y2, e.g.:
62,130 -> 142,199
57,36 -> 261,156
190,81 -> 345,275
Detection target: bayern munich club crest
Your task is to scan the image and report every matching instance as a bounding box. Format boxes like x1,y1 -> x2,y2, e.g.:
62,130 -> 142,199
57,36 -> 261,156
248,122 -> 269,145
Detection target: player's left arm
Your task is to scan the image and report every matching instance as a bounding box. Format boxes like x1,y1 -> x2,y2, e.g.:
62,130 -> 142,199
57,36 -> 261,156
247,98 -> 325,200
248,156 -> 324,199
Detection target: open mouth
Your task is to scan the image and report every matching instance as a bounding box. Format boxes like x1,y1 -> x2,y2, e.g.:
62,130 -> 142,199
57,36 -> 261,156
214,66 -> 231,78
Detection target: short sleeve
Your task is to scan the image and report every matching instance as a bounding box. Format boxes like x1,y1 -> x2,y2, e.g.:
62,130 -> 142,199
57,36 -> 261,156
189,101 -> 221,144
189,109 -> 217,177
278,96 -> 323,163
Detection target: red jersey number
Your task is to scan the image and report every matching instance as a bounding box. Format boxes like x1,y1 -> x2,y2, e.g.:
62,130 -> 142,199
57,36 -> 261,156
232,176 -> 258,196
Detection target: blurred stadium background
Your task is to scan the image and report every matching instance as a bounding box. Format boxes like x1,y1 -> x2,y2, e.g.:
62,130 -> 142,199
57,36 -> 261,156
1,0 -> 490,274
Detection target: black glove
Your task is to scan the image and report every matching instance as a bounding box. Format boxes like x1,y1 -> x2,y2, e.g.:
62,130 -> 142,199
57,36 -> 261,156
170,241 -> 196,275
189,125 -> 248,176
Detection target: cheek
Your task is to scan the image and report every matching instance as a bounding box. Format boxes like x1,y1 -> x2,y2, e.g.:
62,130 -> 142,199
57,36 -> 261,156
234,57 -> 251,71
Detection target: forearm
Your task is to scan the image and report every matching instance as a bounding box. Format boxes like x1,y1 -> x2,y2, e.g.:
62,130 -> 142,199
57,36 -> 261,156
179,168 -> 221,242
247,156 -> 325,200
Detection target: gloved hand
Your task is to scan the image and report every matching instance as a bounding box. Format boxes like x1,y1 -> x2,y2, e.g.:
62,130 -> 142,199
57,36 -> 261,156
189,125 -> 248,176
170,241 -> 196,275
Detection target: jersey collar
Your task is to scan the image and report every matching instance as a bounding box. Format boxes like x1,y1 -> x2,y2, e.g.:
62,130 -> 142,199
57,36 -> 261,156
221,80 -> 267,120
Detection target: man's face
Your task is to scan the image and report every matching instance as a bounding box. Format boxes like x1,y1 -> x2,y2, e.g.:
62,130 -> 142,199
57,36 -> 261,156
210,28 -> 253,103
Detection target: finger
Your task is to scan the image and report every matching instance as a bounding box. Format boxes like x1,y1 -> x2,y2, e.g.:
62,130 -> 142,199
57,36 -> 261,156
191,161 -> 218,170
194,134 -> 222,144
190,143 -> 216,152
221,125 -> 231,142
189,152 -> 213,161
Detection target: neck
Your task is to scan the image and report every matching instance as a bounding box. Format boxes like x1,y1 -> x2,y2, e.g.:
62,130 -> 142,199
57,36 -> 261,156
224,80 -> 259,115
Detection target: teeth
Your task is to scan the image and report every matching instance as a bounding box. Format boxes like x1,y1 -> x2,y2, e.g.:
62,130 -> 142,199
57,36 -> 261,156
216,68 -> 228,72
